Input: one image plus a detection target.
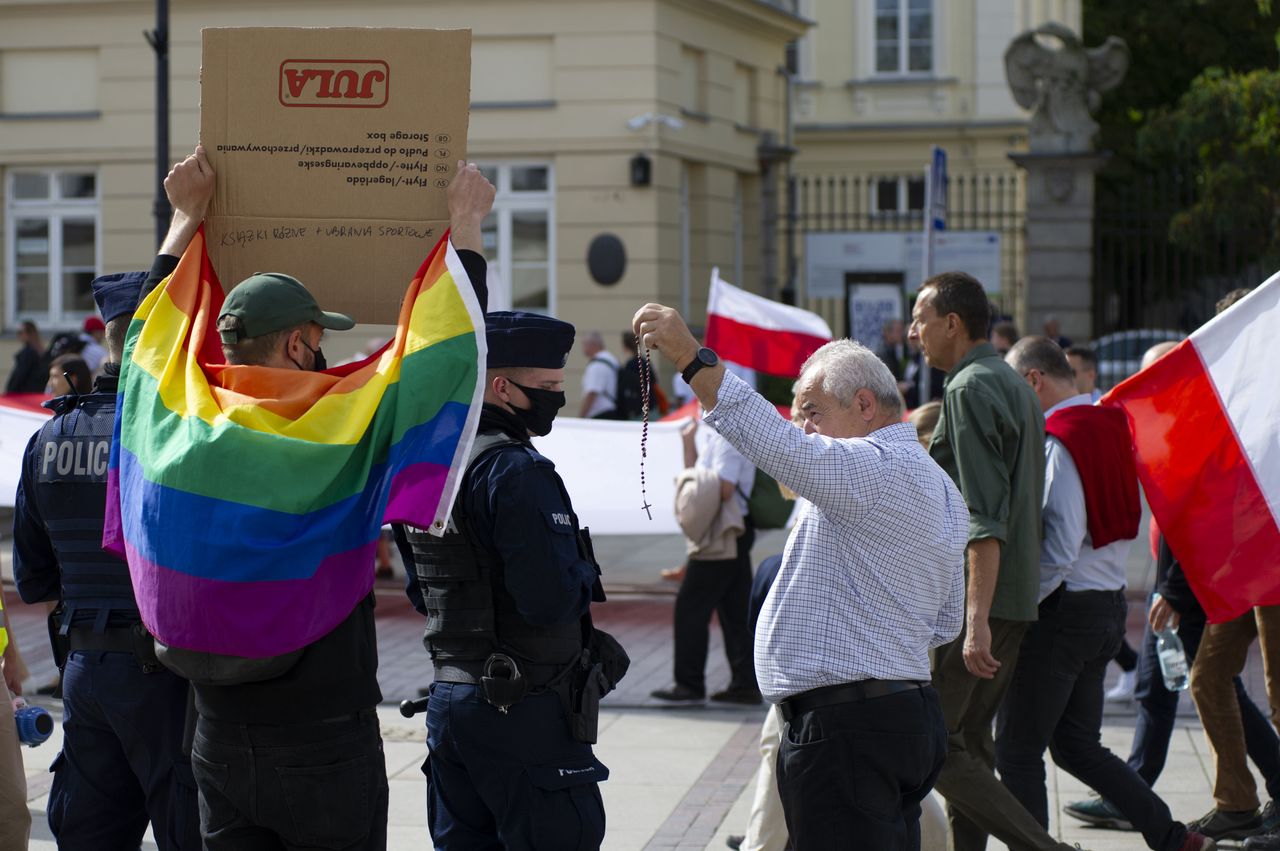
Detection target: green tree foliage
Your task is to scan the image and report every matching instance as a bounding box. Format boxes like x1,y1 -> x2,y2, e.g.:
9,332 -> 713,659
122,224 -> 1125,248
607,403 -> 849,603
1083,0 -> 1280,176
1083,0 -> 1280,290
1137,69 -> 1280,257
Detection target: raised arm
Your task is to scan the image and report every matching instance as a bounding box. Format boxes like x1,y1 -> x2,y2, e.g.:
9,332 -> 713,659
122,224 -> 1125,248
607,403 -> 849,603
159,146 -> 215,257
143,145 -> 216,299
447,161 -> 496,311
447,161 -> 495,255
632,302 -> 881,520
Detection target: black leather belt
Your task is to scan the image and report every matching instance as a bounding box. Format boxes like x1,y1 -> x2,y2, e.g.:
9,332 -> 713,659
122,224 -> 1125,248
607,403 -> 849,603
318,707 -> 377,724
433,660 -> 568,687
779,679 -> 929,722
67,624 -> 162,672
68,627 -> 139,653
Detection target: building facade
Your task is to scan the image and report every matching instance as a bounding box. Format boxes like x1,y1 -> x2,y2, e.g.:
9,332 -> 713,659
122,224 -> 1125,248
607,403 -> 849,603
789,0 -> 1082,334
2,0 -> 1105,394
0,0 -> 806,393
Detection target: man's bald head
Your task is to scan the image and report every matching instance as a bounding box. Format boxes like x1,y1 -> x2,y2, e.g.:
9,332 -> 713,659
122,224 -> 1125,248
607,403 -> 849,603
1141,341 -> 1178,371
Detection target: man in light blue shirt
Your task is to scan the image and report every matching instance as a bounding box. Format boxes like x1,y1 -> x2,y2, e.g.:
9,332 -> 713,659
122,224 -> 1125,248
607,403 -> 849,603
996,336 -> 1216,851
633,301 -> 967,850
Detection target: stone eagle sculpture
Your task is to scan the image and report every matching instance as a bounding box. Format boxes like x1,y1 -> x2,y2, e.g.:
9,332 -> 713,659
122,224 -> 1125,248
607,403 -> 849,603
1005,22 -> 1129,154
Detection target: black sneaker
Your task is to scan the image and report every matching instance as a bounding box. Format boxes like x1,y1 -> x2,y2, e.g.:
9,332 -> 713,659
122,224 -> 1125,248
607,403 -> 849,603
650,684 -> 705,703
726,836 -> 745,850
1063,795 -> 1134,831
1263,800 -> 1280,832
1188,807 -> 1263,841
711,687 -> 763,705
1247,827 -> 1280,850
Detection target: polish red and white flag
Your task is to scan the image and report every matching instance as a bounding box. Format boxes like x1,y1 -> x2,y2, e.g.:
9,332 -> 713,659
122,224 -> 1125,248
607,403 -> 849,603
1103,275 -> 1280,622
704,268 -> 832,378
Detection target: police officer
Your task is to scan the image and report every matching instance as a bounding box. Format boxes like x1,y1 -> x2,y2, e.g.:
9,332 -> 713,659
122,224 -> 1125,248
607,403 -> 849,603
403,311 -> 627,850
13,271 -> 200,850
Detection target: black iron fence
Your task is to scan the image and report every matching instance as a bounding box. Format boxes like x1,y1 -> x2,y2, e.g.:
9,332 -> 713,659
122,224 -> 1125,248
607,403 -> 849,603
1094,172 -> 1264,335
787,171 -> 1025,333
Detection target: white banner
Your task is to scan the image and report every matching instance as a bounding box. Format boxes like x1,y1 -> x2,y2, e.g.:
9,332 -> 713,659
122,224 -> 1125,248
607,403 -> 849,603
532,415 -> 689,535
0,399 -> 51,507
0,400 -> 690,529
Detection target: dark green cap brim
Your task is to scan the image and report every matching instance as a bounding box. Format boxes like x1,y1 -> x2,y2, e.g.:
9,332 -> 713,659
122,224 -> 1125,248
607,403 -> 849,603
219,273 -> 354,342
317,311 -> 355,332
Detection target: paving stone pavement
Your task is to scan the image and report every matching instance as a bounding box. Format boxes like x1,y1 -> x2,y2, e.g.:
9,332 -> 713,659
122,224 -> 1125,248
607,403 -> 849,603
2,520 -> 1267,849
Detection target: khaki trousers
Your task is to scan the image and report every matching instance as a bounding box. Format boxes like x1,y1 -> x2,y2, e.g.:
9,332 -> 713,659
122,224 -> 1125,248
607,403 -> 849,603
0,674 -> 32,851
742,705 -> 787,851
1190,605 -> 1280,811
932,618 -> 1075,851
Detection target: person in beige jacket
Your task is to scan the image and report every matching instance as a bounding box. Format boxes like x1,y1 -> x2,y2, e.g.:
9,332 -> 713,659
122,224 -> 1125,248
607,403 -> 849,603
653,418 -> 761,705
675,465 -> 746,561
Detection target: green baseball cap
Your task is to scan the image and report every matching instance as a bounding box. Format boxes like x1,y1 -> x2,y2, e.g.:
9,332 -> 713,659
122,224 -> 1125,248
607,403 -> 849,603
218,273 -> 354,343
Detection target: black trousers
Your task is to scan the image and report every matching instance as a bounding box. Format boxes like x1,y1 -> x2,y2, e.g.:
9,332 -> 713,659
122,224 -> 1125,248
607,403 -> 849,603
776,685 -> 946,851
1114,637 -> 1139,672
48,650 -> 199,851
425,683 -> 607,850
673,525 -> 756,693
995,588 -> 1187,851
191,710 -> 388,851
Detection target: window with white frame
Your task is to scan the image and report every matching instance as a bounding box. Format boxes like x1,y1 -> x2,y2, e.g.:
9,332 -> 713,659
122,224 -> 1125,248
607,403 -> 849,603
872,176 -> 925,215
5,169 -> 99,329
476,163 -> 555,314
874,0 -> 933,75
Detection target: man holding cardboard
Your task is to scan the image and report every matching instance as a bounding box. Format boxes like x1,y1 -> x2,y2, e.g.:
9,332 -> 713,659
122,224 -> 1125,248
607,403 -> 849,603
144,145 -> 495,850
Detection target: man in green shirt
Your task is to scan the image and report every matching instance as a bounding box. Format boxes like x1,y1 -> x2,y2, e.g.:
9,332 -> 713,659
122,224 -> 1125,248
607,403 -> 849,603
909,271 -> 1063,851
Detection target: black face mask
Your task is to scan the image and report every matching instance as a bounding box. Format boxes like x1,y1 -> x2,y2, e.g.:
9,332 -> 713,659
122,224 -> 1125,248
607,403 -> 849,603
508,381 -> 566,436
290,339 -> 327,372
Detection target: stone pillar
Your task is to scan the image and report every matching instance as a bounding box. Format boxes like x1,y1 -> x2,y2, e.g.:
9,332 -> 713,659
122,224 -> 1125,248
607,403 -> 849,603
1009,151 -> 1109,343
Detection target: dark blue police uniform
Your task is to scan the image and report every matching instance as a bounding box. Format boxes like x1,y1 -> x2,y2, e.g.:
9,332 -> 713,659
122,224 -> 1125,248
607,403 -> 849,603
12,269 -> 199,851
403,312 -> 622,851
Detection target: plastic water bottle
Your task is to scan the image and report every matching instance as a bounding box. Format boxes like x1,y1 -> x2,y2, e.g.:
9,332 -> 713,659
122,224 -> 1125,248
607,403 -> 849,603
1157,629 -> 1190,692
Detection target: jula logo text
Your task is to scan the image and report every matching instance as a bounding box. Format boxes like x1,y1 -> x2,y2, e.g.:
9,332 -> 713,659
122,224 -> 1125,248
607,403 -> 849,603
278,60 -> 389,108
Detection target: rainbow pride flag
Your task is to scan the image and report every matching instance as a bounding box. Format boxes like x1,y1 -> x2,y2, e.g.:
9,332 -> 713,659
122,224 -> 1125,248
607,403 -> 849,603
103,227 -> 485,658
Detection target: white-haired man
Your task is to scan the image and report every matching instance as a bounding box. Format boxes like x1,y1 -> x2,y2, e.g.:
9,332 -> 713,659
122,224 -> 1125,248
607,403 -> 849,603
633,303 -> 968,850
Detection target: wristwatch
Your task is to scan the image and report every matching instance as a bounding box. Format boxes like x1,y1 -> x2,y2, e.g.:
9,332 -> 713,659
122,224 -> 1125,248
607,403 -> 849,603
680,347 -> 719,384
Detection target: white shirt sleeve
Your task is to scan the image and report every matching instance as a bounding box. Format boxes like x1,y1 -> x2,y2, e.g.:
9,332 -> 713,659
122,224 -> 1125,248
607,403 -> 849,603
581,360 -> 615,398
697,429 -> 756,513
1040,436 -> 1087,583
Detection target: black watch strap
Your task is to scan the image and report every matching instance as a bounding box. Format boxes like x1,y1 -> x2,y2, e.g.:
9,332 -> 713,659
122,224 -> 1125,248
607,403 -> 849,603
681,347 -> 719,384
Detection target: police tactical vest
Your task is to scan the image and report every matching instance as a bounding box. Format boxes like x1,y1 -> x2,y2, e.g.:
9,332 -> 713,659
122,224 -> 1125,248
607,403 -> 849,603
406,432 -> 584,682
32,390 -> 139,631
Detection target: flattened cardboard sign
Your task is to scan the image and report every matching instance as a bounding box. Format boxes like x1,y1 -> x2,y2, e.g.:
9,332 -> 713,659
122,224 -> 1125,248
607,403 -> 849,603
201,27 -> 471,323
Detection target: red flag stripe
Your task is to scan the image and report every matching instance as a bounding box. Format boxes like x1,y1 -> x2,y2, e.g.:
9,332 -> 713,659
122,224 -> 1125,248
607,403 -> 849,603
705,314 -> 831,379
1109,340 -> 1280,621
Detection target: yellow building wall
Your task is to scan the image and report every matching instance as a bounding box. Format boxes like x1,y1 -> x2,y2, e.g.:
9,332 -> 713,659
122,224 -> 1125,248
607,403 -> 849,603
0,0 -> 805,401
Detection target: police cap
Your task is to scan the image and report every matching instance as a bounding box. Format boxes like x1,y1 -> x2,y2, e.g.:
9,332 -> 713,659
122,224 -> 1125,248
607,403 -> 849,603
91,270 -> 149,324
485,311 -> 575,369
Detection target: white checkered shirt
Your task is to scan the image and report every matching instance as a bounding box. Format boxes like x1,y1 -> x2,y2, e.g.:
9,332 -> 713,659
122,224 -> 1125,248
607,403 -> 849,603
706,372 -> 969,702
